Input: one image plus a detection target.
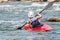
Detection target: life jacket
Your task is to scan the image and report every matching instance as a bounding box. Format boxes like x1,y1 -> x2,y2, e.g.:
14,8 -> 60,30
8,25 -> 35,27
31,20 -> 42,28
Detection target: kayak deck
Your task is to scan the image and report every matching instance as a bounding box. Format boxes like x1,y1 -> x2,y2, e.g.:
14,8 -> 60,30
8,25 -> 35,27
24,23 -> 53,31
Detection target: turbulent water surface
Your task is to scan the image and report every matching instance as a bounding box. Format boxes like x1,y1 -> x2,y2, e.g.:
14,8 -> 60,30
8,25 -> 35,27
0,2 -> 60,40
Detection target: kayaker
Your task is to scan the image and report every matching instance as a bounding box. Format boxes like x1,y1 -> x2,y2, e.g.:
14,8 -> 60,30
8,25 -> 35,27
26,11 -> 43,28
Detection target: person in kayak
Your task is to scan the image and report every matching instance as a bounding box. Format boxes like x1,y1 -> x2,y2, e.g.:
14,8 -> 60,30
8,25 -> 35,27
26,11 -> 43,28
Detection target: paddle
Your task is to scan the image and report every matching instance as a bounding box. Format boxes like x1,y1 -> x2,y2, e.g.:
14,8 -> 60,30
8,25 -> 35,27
17,1 -> 54,30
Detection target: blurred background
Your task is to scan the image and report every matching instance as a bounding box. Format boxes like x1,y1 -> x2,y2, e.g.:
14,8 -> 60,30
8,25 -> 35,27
0,0 -> 60,40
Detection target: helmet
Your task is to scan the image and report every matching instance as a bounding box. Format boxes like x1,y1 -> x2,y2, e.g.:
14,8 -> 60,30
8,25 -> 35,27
28,11 -> 34,18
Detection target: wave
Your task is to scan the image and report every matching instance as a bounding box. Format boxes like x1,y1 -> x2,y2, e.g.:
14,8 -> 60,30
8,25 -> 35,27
0,3 -> 60,11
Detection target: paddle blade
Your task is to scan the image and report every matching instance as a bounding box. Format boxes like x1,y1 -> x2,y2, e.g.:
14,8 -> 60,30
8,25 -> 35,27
45,2 -> 54,9
40,1 -> 54,13
17,26 -> 23,30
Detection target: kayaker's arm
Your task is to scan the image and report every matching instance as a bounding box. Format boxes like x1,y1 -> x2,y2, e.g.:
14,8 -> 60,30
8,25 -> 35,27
36,12 -> 42,20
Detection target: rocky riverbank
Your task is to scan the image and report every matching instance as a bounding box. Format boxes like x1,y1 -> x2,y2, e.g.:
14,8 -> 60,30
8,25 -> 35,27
46,17 -> 60,22
0,0 -> 60,2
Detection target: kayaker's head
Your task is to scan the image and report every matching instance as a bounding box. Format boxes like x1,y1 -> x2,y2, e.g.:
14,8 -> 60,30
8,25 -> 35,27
28,11 -> 34,19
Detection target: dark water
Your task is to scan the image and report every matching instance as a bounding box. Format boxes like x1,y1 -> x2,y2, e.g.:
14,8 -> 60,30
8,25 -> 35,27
0,2 -> 60,40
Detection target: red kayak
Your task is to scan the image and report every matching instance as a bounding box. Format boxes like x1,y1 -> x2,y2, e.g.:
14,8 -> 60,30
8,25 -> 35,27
24,23 -> 53,31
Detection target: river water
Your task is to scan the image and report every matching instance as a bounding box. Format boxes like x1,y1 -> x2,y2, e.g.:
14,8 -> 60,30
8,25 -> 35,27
0,2 -> 60,40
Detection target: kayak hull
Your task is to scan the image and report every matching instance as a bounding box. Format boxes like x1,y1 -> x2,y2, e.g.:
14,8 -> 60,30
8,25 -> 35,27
24,23 -> 52,31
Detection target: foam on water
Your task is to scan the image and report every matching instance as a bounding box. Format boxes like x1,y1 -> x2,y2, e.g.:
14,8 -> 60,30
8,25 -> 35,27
0,2 -> 60,11
31,3 -> 42,6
